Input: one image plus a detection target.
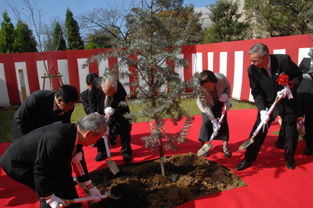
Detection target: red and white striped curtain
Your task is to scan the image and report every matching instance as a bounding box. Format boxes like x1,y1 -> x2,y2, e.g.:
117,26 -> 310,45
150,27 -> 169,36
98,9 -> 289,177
0,34 -> 311,106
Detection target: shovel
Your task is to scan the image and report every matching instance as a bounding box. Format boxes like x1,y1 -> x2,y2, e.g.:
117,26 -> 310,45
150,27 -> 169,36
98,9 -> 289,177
238,95 -> 282,152
197,104 -> 230,157
60,191 -> 122,207
103,132 -> 119,175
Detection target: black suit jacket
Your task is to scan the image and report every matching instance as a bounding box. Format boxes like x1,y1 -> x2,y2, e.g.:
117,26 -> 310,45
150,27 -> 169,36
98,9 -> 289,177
80,89 -> 91,114
11,90 -> 74,140
299,57 -> 313,79
0,124 -> 90,198
248,54 -> 302,118
89,77 -> 130,128
299,57 -> 311,73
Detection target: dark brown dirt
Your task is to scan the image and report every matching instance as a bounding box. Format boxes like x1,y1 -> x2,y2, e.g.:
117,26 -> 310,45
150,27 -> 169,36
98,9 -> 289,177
88,152 -> 246,208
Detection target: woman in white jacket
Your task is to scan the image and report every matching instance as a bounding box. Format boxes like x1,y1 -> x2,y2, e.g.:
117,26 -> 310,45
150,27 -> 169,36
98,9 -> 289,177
197,70 -> 232,158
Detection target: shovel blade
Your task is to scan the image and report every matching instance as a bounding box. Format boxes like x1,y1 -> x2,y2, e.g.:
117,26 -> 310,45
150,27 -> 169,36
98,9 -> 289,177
106,160 -> 119,175
197,143 -> 213,157
105,190 -> 123,200
238,138 -> 254,152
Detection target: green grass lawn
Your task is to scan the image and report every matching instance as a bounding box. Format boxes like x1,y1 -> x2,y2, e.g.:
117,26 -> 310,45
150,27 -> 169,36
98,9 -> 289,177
0,98 -> 256,143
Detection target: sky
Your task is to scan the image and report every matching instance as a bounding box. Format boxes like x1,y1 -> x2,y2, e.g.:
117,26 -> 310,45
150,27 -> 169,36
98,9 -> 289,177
0,0 -> 217,26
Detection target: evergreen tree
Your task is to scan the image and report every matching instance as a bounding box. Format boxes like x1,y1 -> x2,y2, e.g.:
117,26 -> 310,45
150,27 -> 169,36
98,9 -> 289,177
203,0 -> 251,44
65,8 -> 84,50
0,11 -> 15,53
245,0 -> 312,37
156,3 -> 204,45
13,20 -> 37,53
84,29 -> 111,49
53,22 -> 67,51
85,0 -> 199,176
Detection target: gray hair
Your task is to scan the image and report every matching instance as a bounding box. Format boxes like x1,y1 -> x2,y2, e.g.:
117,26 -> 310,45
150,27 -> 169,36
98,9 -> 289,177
77,113 -> 106,136
248,43 -> 269,57
101,74 -> 117,87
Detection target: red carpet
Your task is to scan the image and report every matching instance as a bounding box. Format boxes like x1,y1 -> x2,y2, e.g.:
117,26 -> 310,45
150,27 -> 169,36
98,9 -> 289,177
1,109 -> 312,208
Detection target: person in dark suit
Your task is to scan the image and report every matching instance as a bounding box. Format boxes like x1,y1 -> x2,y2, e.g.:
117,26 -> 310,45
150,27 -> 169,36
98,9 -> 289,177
11,84 -> 79,140
80,73 -> 98,115
275,72 -> 313,156
89,75 -> 132,162
298,57 -> 313,79
235,43 -> 302,171
0,113 -> 106,208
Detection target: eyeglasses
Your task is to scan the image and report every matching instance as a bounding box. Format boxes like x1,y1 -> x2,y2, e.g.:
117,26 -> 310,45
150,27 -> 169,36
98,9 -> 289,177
250,57 -> 263,65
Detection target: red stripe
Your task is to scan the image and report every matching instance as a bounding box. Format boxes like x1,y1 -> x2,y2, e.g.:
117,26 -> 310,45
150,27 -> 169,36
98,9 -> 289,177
1,34 -> 313,105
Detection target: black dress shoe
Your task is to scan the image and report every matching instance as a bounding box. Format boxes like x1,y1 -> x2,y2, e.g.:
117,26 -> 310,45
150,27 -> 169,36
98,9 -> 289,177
275,140 -> 284,149
286,160 -> 296,170
235,160 -> 251,171
304,147 -> 313,156
123,154 -> 132,162
95,152 -> 107,162
224,150 -> 231,158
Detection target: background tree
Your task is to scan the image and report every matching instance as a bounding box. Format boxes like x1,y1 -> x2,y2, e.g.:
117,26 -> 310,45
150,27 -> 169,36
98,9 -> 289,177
84,28 -> 112,49
245,0 -> 312,37
53,21 -> 67,51
0,11 -> 15,53
85,0 -> 200,176
13,20 -> 37,53
7,0 -> 68,89
155,3 -> 204,45
65,8 -> 84,50
79,0 -> 136,45
203,0 -> 251,44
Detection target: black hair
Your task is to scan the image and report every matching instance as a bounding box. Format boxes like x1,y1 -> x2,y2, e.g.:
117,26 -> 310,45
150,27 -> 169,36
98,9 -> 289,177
55,84 -> 79,103
86,73 -> 98,85
199,70 -> 217,85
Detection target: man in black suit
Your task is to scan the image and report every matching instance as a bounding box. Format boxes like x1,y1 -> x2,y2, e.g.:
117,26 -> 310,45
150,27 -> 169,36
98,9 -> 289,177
0,113 -> 106,208
11,84 -> 79,140
89,75 -> 132,162
275,60 -> 313,156
80,73 -> 98,115
299,57 -> 313,79
235,43 -> 302,171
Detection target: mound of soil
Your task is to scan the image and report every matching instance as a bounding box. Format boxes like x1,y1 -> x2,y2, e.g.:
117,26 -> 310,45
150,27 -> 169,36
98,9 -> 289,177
88,152 -> 246,208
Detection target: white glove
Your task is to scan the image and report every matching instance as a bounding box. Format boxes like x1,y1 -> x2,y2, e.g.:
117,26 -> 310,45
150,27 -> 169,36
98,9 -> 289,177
105,107 -> 114,117
260,110 -> 270,123
46,194 -> 65,208
219,93 -> 228,102
277,89 -> 287,98
212,119 -> 220,132
225,98 -> 232,108
88,186 -> 102,202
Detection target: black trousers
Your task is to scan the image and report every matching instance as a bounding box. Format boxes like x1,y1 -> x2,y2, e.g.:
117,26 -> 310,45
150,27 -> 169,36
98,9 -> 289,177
198,102 -> 229,143
278,101 -> 313,150
244,109 -> 298,163
96,121 -> 132,156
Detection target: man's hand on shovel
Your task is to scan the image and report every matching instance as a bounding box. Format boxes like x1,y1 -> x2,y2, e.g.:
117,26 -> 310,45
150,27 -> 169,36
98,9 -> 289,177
238,95 -> 283,152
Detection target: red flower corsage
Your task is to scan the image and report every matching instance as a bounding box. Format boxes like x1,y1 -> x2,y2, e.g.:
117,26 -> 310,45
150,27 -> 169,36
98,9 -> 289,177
277,74 -> 294,88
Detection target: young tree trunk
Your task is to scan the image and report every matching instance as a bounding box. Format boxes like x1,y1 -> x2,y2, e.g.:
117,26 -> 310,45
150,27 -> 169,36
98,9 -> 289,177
156,119 -> 165,176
